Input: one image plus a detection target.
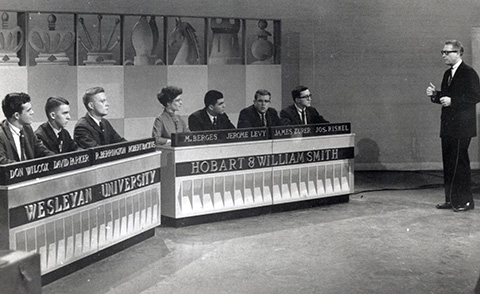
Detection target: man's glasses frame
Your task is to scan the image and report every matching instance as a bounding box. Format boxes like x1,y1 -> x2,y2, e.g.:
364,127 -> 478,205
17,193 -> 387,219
298,94 -> 312,100
441,50 -> 458,55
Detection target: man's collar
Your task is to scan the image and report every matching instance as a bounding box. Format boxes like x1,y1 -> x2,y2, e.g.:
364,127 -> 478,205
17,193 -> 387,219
48,121 -> 62,136
294,103 -> 306,112
88,113 -> 101,126
452,59 -> 462,70
7,121 -> 21,137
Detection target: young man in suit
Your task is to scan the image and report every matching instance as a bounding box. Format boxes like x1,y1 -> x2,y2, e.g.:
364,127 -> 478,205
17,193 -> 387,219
280,85 -> 329,126
74,87 -> 126,148
426,40 -> 480,212
35,96 -> 80,154
0,92 -> 54,164
188,90 -> 235,131
237,89 -> 280,128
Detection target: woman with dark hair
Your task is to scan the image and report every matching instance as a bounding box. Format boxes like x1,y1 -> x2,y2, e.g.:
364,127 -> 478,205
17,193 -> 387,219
152,86 -> 189,145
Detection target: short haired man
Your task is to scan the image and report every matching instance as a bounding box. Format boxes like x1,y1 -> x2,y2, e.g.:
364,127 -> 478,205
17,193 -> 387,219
280,85 -> 329,126
426,40 -> 480,212
188,90 -> 235,131
74,87 -> 126,148
237,89 -> 281,128
35,96 -> 80,154
0,92 -> 54,164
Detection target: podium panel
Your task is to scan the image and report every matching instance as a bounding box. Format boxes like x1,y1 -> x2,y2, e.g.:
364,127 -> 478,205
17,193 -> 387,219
161,127 -> 354,226
0,139 -> 161,283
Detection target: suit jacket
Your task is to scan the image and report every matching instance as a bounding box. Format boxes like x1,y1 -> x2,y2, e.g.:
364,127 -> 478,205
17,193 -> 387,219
432,62 -> 480,138
74,114 -> 126,148
237,105 -> 281,128
188,108 -> 235,131
35,122 -> 79,154
280,104 -> 329,126
0,120 -> 55,164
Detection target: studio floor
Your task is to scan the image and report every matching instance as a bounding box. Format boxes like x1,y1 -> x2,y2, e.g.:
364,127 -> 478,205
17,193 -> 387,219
43,171 -> 480,294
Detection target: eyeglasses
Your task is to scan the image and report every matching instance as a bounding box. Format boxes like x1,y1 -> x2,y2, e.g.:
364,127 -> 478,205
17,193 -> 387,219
299,94 -> 312,99
441,50 -> 458,55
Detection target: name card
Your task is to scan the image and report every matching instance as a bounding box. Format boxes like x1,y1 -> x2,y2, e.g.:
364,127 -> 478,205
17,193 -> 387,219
0,149 -> 91,185
171,128 -> 269,147
91,138 -> 156,165
270,123 -> 351,139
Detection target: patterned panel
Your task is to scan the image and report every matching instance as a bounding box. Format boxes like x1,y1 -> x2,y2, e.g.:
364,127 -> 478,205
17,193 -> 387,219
10,185 -> 160,274
272,160 -> 354,204
176,169 -> 273,217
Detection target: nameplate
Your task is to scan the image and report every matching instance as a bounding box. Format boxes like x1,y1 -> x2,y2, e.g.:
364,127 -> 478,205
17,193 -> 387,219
270,123 -> 351,139
91,138 -> 156,165
171,128 -> 269,147
176,147 -> 354,176
8,168 -> 160,228
0,150 -> 91,185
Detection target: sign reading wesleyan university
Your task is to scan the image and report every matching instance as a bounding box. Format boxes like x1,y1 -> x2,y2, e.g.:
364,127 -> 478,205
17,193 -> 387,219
9,168 -> 160,228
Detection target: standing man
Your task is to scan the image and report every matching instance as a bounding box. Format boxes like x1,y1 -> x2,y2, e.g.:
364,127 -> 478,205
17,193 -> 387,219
188,90 -> 235,131
74,87 -> 126,148
0,92 -> 54,163
280,85 -> 329,126
237,89 -> 281,128
35,96 -> 80,153
426,40 -> 480,212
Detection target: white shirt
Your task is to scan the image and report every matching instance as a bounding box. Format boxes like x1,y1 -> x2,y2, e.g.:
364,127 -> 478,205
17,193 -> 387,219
7,121 -> 22,159
294,104 -> 307,124
451,59 -> 462,78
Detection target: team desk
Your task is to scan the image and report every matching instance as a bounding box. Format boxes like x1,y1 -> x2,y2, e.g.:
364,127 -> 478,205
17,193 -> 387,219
161,123 -> 354,226
0,138 -> 160,284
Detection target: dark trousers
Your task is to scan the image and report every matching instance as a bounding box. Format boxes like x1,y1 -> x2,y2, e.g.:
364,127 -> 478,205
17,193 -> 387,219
441,136 -> 473,207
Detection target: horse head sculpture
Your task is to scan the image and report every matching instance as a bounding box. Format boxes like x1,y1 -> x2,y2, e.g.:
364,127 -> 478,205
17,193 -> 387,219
168,18 -> 200,65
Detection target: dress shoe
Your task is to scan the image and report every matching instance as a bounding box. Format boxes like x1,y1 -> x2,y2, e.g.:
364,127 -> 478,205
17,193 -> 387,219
436,202 -> 452,209
454,202 -> 473,212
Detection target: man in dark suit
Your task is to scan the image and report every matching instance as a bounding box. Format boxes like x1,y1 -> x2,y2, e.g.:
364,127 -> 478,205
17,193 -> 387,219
188,90 -> 235,131
426,40 -> 480,212
74,87 -> 126,148
237,89 -> 280,128
0,92 -> 54,164
35,96 -> 80,154
280,85 -> 329,126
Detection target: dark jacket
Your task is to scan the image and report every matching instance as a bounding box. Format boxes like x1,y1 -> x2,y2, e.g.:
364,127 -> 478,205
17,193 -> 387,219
432,62 -> 480,138
74,114 -> 126,148
35,122 -> 80,154
0,120 -> 54,164
280,104 -> 329,126
188,108 -> 235,131
237,105 -> 281,128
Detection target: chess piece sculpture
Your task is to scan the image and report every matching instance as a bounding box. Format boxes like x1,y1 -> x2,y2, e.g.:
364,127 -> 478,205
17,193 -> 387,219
208,18 -> 242,65
250,20 -> 274,64
0,12 -> 24,66
168,18 -> 200,65
78,14 -> 120,65
28,14 -> 74,65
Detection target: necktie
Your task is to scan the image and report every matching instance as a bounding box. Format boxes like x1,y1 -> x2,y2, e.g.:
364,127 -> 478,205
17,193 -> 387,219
99,121 -> 105,133
213,117 -> 217,129
261,113 -> 266,126
19,129 -> 26,161
301,110 -> 306,125
448,68 -> 453,86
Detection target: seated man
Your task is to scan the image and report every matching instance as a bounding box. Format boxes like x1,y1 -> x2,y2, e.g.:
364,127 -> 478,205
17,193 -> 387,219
280,85 -> 329,126
188,90 -> 235,131
35,96 -> 80,154
0,92 -> 54,164
237,89 -> 280,128
74,87 -> 126,148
